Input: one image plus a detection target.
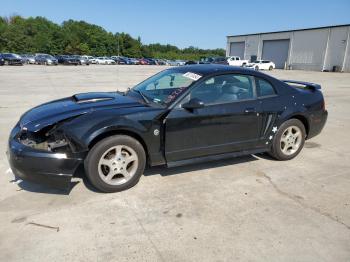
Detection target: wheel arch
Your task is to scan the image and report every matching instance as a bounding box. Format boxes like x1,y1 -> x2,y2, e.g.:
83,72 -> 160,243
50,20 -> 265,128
88,129 -> 149,162
288,114 -> 310,137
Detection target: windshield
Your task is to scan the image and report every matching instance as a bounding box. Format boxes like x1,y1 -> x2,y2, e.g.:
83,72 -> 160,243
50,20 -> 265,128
131,69 -> 200,105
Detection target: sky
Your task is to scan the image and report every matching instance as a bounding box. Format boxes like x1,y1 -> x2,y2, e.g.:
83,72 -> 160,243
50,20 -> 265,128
1,0 -> 350,49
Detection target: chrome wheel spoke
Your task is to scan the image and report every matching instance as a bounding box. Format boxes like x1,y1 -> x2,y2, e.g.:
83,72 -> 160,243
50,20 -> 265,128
124,154 -> 137,166
105,171 -> 116,181
98,144 -> 139,186
293,131 -> 300,139
120,169 -> 131,179
115,145 -> 123,159
100,158 -> 114,168
279,125 -> 302,156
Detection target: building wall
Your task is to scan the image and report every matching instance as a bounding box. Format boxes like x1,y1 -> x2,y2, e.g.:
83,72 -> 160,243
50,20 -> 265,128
291,28 -> 328,71
324,26 -> 348,71
227,25 -> 350,72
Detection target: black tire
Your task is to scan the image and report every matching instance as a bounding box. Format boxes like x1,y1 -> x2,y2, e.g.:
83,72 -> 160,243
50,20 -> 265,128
255,66 -> 259,70
84,135 -> 146,193
269,66 -> 273,70
269,119 -> 306,161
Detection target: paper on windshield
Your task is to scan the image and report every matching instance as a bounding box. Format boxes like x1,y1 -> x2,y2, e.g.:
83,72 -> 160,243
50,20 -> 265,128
183,72 -> 202,81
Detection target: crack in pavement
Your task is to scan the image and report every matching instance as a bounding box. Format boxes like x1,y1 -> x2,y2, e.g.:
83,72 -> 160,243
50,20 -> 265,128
257,171 -> 350,231
122,196 -> 165,262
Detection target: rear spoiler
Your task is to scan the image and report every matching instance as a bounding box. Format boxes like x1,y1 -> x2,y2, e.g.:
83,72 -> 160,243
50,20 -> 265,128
281,80 -> 321,90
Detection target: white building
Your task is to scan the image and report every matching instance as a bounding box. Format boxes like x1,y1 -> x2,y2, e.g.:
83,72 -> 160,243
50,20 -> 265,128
226,24 -> 350,72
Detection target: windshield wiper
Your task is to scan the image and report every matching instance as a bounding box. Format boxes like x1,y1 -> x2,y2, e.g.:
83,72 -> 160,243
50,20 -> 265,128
133,89 -> 150,104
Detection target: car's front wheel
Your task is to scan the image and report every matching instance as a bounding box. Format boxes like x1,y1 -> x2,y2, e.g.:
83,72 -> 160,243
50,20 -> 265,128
255,65 -> 259,70
85,135 -> 146,193
269,66 -> 273,70
269,119 -> 306,160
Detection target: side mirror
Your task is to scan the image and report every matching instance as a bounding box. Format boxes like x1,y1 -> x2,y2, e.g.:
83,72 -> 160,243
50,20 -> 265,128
182,98 -> 205,111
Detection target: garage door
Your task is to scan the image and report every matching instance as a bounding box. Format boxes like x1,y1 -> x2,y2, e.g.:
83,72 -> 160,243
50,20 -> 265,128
262,39 -> 290,69
229,42 -> 245,58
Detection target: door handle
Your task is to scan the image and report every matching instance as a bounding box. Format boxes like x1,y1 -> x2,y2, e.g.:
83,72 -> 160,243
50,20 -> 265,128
244,108 -> 256,114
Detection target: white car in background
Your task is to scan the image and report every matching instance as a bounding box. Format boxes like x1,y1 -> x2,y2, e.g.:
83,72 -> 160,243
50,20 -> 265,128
227,56 -> 249,67
95,57 -> 116,65
82,55 -> 97,64
246,60 -> 275,70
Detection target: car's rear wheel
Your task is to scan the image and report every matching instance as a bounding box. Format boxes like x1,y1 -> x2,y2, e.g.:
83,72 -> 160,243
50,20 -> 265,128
269,119 -> 306,160
255,65 -> 259,70
85,135 -> 146,193
269,66 -> 273,70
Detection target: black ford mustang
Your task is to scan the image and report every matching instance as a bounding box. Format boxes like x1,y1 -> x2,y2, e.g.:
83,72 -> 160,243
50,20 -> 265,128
7,65 -> 327,192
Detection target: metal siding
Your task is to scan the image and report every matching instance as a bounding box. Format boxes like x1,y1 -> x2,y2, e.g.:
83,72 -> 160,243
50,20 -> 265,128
324,27 -> 348,71
289,29 -> 329,70
262,39 -> 290,69
226,25 -> 350,72
244,35 -> 260,61
229,42 -> 245,58
341,26 -> 350,72
344,39 -> 350,72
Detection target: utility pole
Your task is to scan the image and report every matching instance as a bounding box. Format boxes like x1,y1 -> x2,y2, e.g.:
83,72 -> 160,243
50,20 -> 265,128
116,33 -> 120,56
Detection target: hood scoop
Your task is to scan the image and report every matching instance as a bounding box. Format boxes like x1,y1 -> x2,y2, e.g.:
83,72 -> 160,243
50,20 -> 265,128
73,92 -> 116,104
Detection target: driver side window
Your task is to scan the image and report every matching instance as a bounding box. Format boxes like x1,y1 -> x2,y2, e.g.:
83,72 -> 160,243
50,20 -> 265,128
185,74 -> 254,105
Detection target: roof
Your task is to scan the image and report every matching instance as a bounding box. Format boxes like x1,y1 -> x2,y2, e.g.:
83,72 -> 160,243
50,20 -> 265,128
226,24 -> 350,38
168,64 -> 254,76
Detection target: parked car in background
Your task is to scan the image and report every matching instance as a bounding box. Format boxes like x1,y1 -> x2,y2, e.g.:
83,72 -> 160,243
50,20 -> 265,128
145,58 -> 157,65
128,58 -> 140,65
227,56 -> 249,67
199,57 -> 228,65
174,60 -> 186,66
246,60 -> 275,71
138,58 -> 149,65
21,54 -> 36,64
1,53 -> 24,65
185,60 -> 198,65
155,59 -> 167,65
55,55 -> 80,65
166,60 -> 178,66
95,57 -> 116,65
111,56 -> 127,64
35,54 -> 58,65
84,56 -> 97,64
0,54 -> 5,65
71,55 -> 90,65
7,65 -> 328,192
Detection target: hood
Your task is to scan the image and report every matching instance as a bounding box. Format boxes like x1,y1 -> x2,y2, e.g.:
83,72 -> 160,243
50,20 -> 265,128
20,92 -> 143,132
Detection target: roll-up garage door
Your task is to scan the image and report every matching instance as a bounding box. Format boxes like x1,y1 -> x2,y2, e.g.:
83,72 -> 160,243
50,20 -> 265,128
262,39 -> 290,69
229,42 -> 245,58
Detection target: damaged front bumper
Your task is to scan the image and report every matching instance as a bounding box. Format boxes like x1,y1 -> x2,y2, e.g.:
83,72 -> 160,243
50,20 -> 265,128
6,123 -> 84,190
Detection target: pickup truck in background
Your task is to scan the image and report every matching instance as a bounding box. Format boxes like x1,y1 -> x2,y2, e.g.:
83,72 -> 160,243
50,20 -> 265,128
227,56 -> 249,67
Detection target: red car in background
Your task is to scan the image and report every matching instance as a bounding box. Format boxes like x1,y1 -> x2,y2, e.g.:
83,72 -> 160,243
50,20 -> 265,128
138,58 -> 149,65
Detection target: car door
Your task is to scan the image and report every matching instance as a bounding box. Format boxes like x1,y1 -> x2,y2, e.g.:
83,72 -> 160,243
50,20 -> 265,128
165,73 -> 263,162
254,77 -> 283,147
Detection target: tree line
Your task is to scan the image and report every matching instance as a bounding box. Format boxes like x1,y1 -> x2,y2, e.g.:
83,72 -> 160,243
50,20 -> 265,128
0,15 -> 225,60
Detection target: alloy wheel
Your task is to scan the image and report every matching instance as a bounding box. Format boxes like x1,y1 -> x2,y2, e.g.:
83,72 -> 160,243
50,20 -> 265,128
98,145 -> 139,186
280,126 -> 302,155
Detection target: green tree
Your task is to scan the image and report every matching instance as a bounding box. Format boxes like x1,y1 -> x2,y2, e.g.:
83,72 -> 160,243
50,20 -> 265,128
0,15 -> 225,59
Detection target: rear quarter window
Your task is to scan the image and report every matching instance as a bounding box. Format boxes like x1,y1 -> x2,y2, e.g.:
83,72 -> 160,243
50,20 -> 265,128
256,78 -> 276,97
